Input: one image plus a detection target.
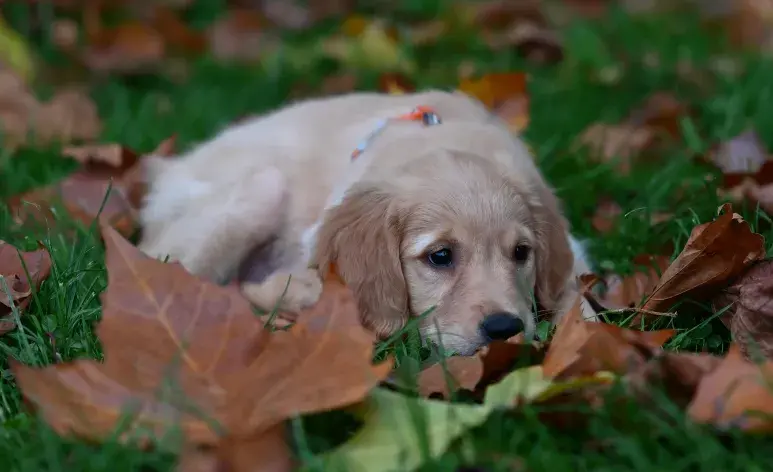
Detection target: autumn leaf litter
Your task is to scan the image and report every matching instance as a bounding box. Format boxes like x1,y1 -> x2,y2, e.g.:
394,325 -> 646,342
4,1 -> 773,470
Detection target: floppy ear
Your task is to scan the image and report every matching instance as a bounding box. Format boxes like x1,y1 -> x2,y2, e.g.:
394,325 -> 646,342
531,183 -> 575,313
312,184 -> 409,338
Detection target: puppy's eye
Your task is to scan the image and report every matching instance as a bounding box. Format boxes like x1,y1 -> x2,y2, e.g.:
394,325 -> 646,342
427,248 -> 453,268
513,244 -> 531,263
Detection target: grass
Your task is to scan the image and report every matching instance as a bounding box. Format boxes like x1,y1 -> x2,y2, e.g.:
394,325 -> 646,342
2,2 -> 773,470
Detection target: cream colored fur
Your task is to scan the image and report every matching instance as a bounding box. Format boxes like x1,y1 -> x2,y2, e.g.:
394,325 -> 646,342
138,90 -> 595,355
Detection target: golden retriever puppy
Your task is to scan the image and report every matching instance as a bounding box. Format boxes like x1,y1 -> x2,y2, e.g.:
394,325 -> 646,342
138,90 -> 593,355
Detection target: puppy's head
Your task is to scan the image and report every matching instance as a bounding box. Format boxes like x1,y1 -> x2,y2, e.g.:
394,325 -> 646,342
314,150 -> 573,355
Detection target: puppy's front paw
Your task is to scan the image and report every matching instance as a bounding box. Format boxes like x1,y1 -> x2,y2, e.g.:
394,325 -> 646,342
241,268 -> 323,315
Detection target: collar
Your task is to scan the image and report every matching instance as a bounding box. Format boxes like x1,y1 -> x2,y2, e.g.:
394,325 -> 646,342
350,105 -> 442,161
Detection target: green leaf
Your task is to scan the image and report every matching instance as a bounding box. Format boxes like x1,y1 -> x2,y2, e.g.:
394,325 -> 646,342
320,388 -> 490,472
320,365 -> 617,472
0,15 -> 35,83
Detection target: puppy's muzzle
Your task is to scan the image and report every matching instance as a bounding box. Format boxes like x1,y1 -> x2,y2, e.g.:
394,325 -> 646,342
479,312 -> 525,341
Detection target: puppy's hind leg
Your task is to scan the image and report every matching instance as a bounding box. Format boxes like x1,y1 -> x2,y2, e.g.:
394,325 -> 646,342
163,166 -> 290,284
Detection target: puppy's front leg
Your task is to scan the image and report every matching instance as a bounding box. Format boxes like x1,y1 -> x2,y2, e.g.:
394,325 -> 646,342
241,268 -> 323,316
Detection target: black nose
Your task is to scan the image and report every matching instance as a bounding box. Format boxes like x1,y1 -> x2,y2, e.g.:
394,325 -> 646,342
479,312 -> 525,341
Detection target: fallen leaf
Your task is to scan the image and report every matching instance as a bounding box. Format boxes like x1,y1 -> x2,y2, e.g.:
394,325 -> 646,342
720,175 -> 773,216
627,351 -> 722,408
323,388 -> 492,472
712,258 -> 773,360
688,345 -> 773,432
417,339 -> 544,399
378,73 -> 415,95
207,9 -> 267,63
591,198 -> 623,233
83,21 -> 166,74
0,14 -> 36,83
417,356 -> 481,398
578,92 -> 687,174
0,71 -> 101,149
150,7 -> 206,55
178,425 -> 294,472
405,20 -> 448,46
0,241 -> 51,335
639,203 -> 765,316
577,123 -> 655,175
62,143 -> 139,170
8,136 -> 176,236
626,91 -> 688,138
260,0 -> 354,30
542,295 -> 674,379
322,20 -> 415,74
709,129 -> 769,177
710,0 -> 773,56
458,72 -> 530,132
13,226 -> 391,467
483,21 -> 563,65
316,73 -> 358,96
329,365 -> 612,472
598,255 -> 671,310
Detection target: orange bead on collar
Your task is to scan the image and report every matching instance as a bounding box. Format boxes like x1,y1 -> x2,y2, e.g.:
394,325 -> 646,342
350,106 -> 442,161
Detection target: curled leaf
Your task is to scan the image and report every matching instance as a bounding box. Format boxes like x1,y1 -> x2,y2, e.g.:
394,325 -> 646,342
640,204 -> 765,316
0,241 -> 51,335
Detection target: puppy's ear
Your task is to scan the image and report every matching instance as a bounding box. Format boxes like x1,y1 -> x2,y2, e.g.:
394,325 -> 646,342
532,183 -> 575,313
313,184 -> 408,338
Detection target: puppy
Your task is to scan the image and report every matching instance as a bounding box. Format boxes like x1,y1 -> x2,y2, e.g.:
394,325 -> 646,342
138,90 -> 594,355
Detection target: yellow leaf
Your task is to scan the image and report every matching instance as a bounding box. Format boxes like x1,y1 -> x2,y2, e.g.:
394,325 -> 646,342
322,388 -> 491,472
0,15 -> 35,82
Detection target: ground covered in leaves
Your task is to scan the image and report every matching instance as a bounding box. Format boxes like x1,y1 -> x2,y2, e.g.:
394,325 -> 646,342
3,1 -> 773,471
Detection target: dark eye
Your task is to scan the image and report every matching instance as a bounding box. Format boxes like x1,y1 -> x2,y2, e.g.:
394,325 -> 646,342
513,245 -> 531,263
427,248 -> 453,268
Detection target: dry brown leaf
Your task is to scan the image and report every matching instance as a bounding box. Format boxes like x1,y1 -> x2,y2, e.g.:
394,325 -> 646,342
591,198 -> 623,234
688,345 -> 773,432
711,259 -> 773,360
458,72 -> 530,132
149,7 -> 207,54
720,176 -> 773,216
0,241 -> 51,335
597,255 -> 671,310
483,21 -> 563,65
378,73 -> 415,95
578,92 -> 687,174
626,351 -> 723,409
542,295 -> 675,379
84,21 -> 166,73
578,123 -> 655,175
62,143 -> 139,169
258,0 -> 353,30
318,73 -> 358,96
626,91 -> 688,138
417,338 -> 544,399
12,226 -> 391,467
709,129 -> 769,176
8,136 -> 176,237
178,425 -> 294,472
709,0 -> 773,56
0,72 -> 101,149
639,204 -> 765,317
418,357 -> 482,399
207,9 -> 267,63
